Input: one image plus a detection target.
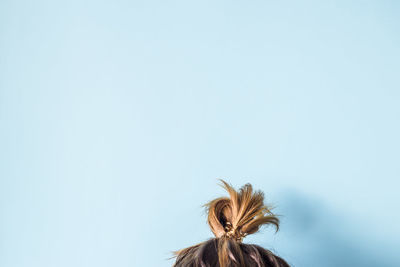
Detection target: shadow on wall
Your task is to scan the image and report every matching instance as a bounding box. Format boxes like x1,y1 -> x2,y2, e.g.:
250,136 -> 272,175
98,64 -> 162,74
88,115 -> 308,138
273,191 -> 399,267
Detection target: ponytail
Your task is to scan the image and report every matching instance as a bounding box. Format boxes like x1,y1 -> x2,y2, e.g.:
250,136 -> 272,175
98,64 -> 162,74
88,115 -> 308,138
173,180 -> 289,267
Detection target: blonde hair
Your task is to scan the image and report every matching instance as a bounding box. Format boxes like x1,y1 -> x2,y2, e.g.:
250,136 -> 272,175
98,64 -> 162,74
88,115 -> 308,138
173,180 -> 289,267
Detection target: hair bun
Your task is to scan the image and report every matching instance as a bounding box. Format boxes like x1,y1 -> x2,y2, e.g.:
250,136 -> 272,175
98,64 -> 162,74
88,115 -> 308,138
205,180 -> 279,242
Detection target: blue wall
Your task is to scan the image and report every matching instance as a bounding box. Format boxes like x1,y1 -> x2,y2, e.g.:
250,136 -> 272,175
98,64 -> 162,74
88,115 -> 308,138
1,0 -> 399,266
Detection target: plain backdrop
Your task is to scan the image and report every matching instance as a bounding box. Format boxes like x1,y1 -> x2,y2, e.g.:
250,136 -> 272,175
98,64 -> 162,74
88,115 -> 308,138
1,0 -> 399,266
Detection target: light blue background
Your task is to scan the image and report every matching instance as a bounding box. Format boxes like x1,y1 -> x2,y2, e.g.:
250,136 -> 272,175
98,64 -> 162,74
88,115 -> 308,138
1,0 -> 399,266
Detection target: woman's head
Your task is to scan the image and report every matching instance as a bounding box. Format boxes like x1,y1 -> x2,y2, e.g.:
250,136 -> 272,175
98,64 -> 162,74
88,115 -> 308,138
173,180 -> 290,267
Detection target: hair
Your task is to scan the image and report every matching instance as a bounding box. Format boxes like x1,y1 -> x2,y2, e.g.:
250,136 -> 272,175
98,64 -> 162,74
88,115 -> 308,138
172,180 -> 290,267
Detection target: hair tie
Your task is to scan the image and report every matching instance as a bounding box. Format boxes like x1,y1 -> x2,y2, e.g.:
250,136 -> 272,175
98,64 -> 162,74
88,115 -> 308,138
223,222 -> 247,242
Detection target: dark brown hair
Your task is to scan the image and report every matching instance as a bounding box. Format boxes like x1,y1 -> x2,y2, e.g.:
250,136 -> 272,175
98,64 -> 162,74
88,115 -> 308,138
173,180 -> 290,267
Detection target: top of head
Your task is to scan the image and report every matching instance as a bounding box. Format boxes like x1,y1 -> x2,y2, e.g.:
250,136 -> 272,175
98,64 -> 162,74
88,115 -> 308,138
205,180 -> 279,242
